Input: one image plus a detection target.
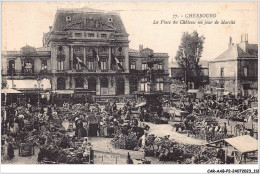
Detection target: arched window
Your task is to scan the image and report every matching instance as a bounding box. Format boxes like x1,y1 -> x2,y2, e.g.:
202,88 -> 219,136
100,77 -> 108,88
141,78 -> 147,92
130,77 -> 138,94
57,77 -> 66,90
116,77 -> 125,95
75,77 -> 84,88
156,78 -> 164,91
88,77 -> 96,92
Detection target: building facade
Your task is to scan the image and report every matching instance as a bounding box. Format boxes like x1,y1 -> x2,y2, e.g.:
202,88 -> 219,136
209,35 -> 258,99
1,7 -> 169,102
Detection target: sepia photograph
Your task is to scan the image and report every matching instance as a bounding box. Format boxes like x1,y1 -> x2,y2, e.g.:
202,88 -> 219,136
1,1 -> 259,173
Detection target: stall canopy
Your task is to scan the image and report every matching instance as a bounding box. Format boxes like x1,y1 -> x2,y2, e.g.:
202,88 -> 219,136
224,135 -> 258,153
223,91 -> 231,95
135,102 -> 146,107
1,88 -> 23,94
187,89 -> 199,93
55,90 -> 74,94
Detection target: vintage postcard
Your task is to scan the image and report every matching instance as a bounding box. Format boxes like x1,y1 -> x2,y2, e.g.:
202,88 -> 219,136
1,1 -> 258,173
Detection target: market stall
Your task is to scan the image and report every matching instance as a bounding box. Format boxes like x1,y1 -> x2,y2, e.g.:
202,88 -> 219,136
206,135 -> 258,164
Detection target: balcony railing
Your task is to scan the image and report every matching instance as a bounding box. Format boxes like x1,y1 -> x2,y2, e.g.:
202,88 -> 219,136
130,69 -> 147,74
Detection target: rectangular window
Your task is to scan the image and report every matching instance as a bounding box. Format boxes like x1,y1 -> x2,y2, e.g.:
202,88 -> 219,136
130,62 -> 136,69
75,33 -> 82,37
88,61 -> 94,70
57,60 -> 64,71
142,63 -> 147,70
88,33 -> 95,37
243,66 -> 248,77
101,34 -> 107,38
41,60 -> 47,70
158,64 -> 163,70
156,82 -> 164,91
220,67 -> 224,77
101,61 -> 107,70
24,61 -> 33,73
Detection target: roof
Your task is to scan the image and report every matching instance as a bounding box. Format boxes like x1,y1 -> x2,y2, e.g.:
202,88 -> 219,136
169,62 -> 179,68
129,48 -> 139,53
1,88 -> 23,94
214,43 -> 258,61
52,7 -> 127,34
224,135 -> 258,153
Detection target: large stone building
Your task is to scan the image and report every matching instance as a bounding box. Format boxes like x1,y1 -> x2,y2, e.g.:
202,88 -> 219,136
209,34 -> 258,99
1,7 -> 169,103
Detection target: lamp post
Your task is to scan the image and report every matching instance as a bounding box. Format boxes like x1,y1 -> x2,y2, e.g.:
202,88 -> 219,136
181,48 -> 188,95
37,78 -> 41,106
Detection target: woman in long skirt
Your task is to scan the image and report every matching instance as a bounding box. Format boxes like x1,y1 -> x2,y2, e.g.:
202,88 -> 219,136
7,141 -> 15,160
13,117 -> 19,133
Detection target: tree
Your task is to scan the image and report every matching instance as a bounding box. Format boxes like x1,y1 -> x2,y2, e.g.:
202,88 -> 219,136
175,31 -> 206,89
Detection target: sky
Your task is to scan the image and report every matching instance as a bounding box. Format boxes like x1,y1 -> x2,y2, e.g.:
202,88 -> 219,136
1,1 -> 258,63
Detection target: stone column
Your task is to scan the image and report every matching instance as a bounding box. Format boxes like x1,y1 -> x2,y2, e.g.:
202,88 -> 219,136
70,46 -> 74,70
108,47 -> 111,70
124,47 -> 129,73
124,77 -> 130,95
96,76 -> 101,95
65,76 -> 70,89
83,47 -> 86,65
84,76 -> 88,89
51,46 -> 57,73
71,76 -> 75,89
52,76 -> 57,91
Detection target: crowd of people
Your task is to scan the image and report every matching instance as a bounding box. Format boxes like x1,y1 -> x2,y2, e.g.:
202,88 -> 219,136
1,92 -> 258,164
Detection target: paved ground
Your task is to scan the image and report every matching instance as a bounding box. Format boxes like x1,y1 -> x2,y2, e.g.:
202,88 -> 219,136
145,122 -> 206,145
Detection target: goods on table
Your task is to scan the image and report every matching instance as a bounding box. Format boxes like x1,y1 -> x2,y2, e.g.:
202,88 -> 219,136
148,115 -> 168,124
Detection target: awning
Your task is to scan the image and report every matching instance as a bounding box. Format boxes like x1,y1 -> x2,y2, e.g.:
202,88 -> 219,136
224,135 -> 258,153
187,89 -> 199,93
135,102 -> 146,107
1,88 -> 23,94
55,90 -> 74,94
223,91 -> 231,95
6,79 -> 51,90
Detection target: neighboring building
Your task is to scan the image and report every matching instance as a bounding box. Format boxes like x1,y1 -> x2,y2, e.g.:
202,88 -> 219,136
169,60 -> 209,89
1,7 -> 169,103
129,45 -> 169,94
209,34 -> 258,99
1,45 -> 52,104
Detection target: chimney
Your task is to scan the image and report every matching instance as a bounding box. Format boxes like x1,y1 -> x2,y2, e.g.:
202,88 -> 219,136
228,36 -> 234,49
239,33 -> 248,52
139,44 -> 143,51
49,26 -> 52,31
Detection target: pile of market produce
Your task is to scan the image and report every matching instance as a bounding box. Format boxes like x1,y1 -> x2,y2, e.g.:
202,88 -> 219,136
111,132 -> 138,150
37,146 -> 85,164
142,134 -> 221,164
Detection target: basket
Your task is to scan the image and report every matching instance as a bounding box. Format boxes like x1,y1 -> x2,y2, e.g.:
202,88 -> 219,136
19,143 -> 34,157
